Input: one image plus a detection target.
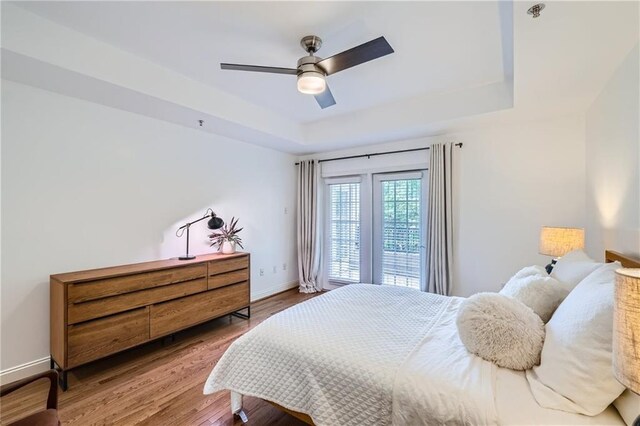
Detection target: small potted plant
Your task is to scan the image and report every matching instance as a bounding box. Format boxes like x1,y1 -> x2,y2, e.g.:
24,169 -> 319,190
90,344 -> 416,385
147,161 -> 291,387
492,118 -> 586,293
209,217 -> 244,254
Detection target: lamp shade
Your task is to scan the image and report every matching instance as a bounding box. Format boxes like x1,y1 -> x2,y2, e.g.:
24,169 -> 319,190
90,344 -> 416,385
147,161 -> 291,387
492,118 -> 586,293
613,268 -> 640,393
538,226 -> 585,257
207,215 -> 224,230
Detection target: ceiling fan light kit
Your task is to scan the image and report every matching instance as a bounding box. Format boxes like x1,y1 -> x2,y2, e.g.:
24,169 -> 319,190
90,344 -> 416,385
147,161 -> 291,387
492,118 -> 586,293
296,55 -> 326,95
220,35 -> 394,109
297,71 -> 326,95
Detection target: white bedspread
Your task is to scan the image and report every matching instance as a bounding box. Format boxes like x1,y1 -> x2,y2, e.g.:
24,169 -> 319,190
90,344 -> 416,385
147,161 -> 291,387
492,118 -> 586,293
203,284 -> 497,426
392,297 -> 498,425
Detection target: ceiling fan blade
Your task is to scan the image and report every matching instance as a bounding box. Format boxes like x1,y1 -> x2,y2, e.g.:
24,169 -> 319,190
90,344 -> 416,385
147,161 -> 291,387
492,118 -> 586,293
316,36 -> 394,76
314,85 -> 336,109
220,63 -> 298,75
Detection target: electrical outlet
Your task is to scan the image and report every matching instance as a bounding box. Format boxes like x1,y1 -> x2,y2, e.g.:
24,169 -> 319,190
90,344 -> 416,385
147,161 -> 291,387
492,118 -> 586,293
284,207 -> 288,215
282,263 -> 287,271
272,266 -> 277,274
259,268 -> 264,276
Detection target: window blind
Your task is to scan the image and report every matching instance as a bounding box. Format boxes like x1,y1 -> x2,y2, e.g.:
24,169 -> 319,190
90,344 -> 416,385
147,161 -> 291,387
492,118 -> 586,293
381,179 -> 421,288
328,182 -> 360,282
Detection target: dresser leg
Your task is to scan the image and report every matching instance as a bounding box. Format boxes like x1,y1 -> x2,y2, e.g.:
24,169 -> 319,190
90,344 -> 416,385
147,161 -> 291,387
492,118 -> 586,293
59,370 -> 68,391
50,358 -> 68,391
231,306 -> 250,320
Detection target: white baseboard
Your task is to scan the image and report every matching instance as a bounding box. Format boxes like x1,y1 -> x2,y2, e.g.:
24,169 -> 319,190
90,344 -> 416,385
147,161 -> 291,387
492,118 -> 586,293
251,280 -> 298,302
0,356 -> 51,385
0,281 -> 299,385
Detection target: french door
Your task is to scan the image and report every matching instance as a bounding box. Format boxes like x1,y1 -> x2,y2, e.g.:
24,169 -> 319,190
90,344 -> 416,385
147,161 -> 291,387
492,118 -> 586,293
373,172 -> 427,289
324,171 -> 427,289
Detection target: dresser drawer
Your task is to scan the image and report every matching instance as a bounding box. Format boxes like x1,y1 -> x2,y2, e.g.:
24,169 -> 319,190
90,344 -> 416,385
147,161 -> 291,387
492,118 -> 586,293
208,268 -> 249,290
68,264 -> 206,303
67,307 -> 149,368
68,278 -> 207,324
150,281 -> 249,338
208,256 -> 248,276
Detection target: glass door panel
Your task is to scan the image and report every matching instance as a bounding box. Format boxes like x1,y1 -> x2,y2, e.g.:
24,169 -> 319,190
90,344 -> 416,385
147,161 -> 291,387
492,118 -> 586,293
327,181 -> 361,283
373,172 -> 426,289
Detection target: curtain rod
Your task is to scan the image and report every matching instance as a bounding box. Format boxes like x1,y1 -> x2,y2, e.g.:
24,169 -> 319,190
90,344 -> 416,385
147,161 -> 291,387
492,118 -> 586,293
294,142 -> 463,165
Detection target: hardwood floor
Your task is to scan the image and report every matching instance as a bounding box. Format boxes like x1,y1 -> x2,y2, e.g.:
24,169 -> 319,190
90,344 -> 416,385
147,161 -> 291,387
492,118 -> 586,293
0,288 -> 318,426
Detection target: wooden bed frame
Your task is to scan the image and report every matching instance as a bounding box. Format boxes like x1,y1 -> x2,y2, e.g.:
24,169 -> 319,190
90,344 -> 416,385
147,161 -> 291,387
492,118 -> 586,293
605,250 -> 640,268
267,401 -> 315,425
263,250 -> 640,425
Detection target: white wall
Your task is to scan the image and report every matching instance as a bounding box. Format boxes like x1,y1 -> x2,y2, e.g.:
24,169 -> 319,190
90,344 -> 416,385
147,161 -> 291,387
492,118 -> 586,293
452,116 -> 586,296
301,114 -> 587,297
585,43 -> 640,259
0,81 -> 298,376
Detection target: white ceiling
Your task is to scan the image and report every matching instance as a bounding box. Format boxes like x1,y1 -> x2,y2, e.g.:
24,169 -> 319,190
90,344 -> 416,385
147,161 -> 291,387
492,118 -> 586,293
515,0 -> 639,115
2,1 -> 638,154
15,1 -> 506,123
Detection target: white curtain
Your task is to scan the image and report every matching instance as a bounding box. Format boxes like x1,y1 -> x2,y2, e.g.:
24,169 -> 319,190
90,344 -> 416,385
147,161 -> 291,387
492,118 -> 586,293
425,143 -> 454,295
297,160 -> 322,293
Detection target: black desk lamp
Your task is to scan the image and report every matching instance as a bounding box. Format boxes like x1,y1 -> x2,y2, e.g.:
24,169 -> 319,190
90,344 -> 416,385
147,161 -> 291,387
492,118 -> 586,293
176,208 -> 224,260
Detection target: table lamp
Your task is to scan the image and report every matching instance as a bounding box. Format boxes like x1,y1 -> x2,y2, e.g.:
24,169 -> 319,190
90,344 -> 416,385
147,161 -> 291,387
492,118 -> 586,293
176,208 -> 224,260
539,226 -> 585,273
613,268 -> 640,426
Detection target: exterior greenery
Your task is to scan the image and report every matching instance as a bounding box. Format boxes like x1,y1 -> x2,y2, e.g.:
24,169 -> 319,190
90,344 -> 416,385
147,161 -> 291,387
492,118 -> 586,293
382,179 -> 421,253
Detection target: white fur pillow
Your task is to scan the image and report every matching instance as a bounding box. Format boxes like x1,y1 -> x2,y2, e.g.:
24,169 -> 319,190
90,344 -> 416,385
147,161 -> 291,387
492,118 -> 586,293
500,275 -> 569,322
456,293 -> 545,370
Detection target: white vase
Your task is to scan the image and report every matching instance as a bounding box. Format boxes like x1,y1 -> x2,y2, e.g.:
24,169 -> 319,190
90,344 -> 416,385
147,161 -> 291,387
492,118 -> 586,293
221,241 -> 236,254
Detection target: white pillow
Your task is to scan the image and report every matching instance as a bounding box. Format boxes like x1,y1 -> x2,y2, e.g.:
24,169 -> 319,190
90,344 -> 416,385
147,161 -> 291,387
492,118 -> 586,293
613,390 -> 640,426
526,262 -> 625,416
551,249 -> 601,291
500,274 -> 568,323
457,293 -> 545,370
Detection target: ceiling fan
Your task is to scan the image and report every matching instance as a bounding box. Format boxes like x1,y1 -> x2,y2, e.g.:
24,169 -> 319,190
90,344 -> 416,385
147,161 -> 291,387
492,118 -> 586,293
220,35 -> 394,109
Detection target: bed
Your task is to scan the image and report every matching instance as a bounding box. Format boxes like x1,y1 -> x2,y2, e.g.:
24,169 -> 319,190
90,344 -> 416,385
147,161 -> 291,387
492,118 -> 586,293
203,250 -> 640,425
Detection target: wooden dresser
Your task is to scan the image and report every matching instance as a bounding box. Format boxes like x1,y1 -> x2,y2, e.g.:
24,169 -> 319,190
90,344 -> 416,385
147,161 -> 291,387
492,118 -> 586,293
50,252 -> 250,390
